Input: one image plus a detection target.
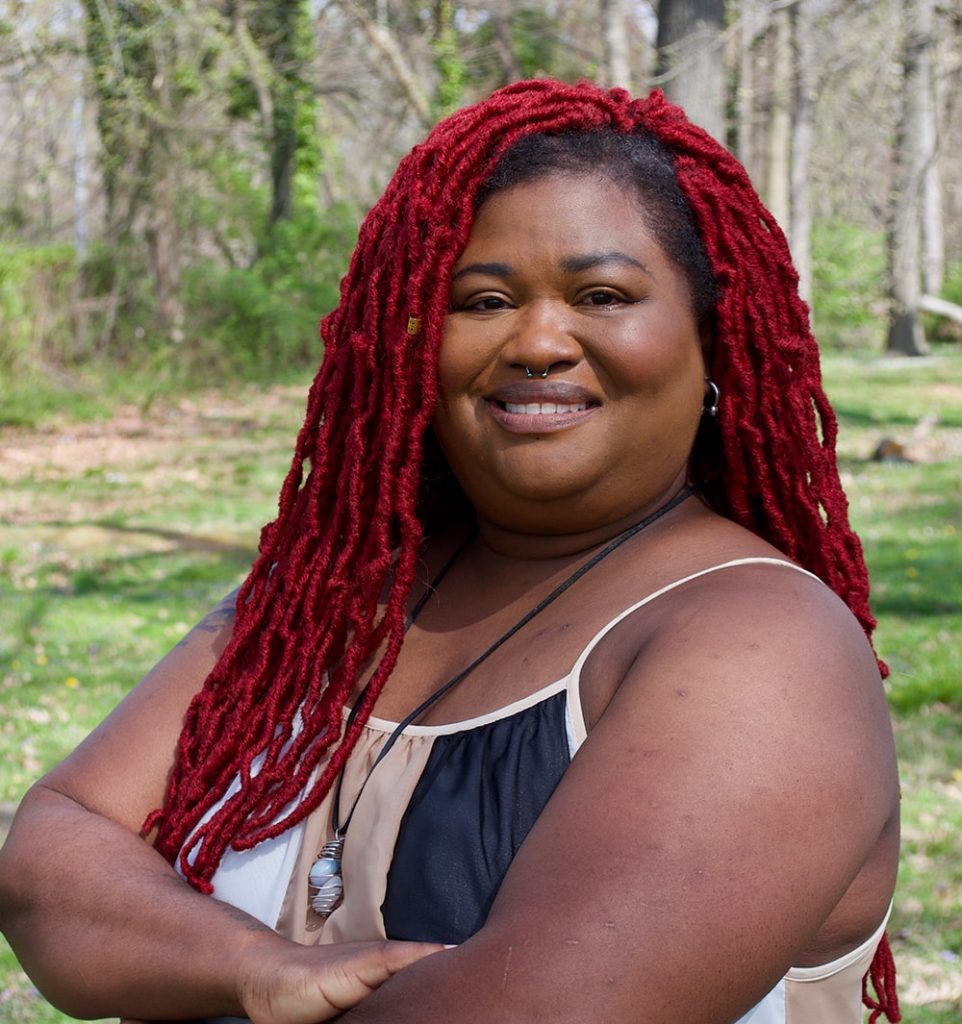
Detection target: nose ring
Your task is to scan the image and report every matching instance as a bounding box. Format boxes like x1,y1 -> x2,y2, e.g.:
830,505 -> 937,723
524,366 -> 549,379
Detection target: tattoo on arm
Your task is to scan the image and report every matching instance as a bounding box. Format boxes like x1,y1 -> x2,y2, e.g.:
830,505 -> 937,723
175,590 -> 239,649
157,872 -> 272,936
218,897 -> 275,936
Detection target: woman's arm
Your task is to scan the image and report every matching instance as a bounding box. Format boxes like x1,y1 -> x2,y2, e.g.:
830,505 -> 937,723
338,567 -> 900,1024
0,593 -> 439,1022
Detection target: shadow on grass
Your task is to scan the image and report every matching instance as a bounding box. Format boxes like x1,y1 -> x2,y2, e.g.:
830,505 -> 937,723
833,404 -> 924,429
42,519 -> 255,561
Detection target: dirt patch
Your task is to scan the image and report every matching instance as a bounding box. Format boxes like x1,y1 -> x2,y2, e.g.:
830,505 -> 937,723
0,385 -> 304,486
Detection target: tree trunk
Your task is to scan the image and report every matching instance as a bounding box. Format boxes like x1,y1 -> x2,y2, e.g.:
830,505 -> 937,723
249,0 -> 316,225
145,32 -> 184,334
600,0 -> 632,90
735,0 -> 758,177
655,0 -> 727,143
790,0 -> 815,305
765,2 -> 791,232
886,0 -> 931,356
919,0 -> 944,296
146,167 -> 183,335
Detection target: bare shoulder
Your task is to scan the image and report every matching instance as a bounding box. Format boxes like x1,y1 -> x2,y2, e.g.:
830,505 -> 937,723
636,556 -> 884,705
604,556 -> 895,774
38,588 -> 241,831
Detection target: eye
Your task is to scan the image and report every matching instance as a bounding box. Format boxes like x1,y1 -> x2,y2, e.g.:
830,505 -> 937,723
453,294 -> 511,312
582,290 -> 623,307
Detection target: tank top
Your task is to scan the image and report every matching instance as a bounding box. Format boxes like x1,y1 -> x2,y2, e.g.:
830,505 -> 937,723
196,558 -> 890,1024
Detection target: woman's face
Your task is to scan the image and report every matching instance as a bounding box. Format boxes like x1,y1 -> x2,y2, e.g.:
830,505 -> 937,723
434,172 -> 707,535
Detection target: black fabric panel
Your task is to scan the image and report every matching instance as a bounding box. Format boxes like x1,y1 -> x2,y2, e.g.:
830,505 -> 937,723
381,691 -> 571,944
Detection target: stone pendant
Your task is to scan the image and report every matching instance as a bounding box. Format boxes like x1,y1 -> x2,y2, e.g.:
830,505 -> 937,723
308,837 -> 345,918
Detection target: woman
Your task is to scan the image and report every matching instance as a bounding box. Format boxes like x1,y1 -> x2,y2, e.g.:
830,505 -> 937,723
0,80 -> 900,1024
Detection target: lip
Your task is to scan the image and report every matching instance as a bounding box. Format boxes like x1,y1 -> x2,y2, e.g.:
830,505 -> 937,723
482,381 -> 601,435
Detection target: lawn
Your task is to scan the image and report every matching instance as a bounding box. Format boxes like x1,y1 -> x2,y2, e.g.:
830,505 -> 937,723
0,352 -> 960,1021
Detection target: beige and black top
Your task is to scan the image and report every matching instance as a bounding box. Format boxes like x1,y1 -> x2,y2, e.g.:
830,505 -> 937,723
200,558 -> 889,1024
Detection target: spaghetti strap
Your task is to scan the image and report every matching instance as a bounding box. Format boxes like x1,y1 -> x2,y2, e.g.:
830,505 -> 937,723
564,557 -> 822,748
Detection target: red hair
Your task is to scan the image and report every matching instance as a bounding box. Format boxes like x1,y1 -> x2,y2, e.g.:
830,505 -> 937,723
146,79 -> 896,1020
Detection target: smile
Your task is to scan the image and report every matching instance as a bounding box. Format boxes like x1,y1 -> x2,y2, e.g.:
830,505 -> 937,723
502,402 -> 590,415
484,397 -> 599,435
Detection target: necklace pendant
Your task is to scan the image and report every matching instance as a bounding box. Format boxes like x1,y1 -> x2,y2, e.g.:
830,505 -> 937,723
308,837 -> 345,918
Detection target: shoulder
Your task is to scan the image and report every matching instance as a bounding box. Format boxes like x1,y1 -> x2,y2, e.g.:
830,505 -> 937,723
578,523 -> 899,793
581,550 -> 897,830
599,551 -> 885,721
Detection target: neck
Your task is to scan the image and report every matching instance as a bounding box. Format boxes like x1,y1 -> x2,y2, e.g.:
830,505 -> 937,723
472,480 -> 696,563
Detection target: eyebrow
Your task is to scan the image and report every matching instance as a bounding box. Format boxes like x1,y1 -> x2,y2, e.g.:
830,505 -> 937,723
450,251 -> 653,282
450,261 -> 513,282
558,251 -> 652,276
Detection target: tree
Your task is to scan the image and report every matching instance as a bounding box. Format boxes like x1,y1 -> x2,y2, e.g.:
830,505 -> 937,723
655,0 -> 727,142
600,0 -> 632,90
886,0 -> 934,356
765,1 -> 791,230
790,0 -> 815,304
82,0 -> 187,337
919,0 -> 944,295
245,0 -> 318,225
734,0 -> 761,182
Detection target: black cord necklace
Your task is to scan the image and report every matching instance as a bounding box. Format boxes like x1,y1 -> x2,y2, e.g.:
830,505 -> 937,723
308,484 -> 694,917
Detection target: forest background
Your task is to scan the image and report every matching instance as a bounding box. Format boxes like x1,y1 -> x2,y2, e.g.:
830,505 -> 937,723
1,0 -> 961,1021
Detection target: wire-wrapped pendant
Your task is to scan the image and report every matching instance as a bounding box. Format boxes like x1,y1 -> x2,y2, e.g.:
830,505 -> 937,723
308,837 -> 345,917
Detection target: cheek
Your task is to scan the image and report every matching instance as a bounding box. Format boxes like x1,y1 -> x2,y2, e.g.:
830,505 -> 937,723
609,318 -> 704,399
436,323 -> 478,399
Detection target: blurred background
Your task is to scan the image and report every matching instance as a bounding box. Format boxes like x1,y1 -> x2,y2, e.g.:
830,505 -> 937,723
0,1 -> 960,1021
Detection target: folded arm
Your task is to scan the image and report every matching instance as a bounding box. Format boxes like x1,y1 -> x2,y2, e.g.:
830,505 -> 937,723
0,592 -> 439,1022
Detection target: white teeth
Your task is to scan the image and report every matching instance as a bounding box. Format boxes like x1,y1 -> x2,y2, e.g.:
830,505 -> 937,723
504,402 -> 588,415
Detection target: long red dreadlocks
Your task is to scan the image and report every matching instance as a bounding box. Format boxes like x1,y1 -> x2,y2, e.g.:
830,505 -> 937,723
146,79 -> 897,1020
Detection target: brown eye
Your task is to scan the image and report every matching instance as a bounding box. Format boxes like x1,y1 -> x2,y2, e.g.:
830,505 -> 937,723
585,291 -> 620,306
460,295 -> 511,312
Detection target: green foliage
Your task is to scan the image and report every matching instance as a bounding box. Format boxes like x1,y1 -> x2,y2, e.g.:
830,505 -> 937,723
181,204 -> 358,377
942,259 -> 962,307
466,6 -> 585,87
509,8 -> 577,80
432,0 -> 466,118
0,245 -> 78,373
932,259 -> 962,343
810,218 -> 887,351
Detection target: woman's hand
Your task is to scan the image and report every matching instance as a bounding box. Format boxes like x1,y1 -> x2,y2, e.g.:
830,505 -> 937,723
237,939 -> 444,1024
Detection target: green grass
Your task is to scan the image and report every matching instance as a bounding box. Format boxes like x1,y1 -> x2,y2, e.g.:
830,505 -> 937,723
821,350 -> 962,1021
1,354 -> 961,1021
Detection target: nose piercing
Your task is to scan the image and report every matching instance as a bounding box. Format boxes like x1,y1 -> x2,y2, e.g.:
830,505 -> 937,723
524,366 -> 549,379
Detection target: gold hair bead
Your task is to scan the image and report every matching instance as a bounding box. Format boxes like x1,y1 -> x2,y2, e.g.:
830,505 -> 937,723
406,316 -> 422,336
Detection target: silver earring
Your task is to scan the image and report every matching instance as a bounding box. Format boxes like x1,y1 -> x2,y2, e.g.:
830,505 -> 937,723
524,366 -> 549,379
703,379 -> 720,417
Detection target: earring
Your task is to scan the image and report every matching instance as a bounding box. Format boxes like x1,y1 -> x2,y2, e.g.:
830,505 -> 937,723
703,379 -> 720,417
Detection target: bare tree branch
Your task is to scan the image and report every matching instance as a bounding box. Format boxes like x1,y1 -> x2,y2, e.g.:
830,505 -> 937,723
336,0 -> 431,127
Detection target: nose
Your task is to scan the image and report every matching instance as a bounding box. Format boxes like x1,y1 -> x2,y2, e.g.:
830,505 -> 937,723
500,299 -> 583,375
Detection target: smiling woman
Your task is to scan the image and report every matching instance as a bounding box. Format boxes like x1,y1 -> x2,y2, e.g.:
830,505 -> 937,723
0,80 -> 900,1024
437,174 -> 705,531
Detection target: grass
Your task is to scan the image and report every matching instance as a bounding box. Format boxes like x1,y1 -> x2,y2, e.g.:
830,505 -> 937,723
1,352 -> 961,1021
